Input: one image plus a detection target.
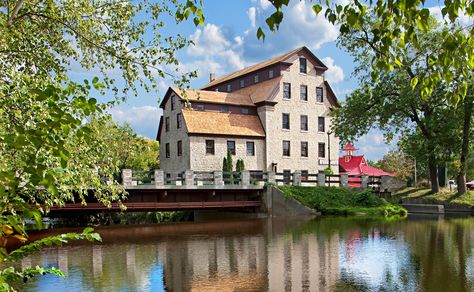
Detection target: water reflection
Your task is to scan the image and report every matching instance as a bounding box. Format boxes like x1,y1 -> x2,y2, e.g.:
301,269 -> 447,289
19,216 -> 474,292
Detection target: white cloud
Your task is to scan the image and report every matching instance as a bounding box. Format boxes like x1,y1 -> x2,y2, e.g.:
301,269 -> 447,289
354,130 -> 397,161
248,7 -> 256,28
241,0 -> 340,61
428,6 -> 473,27
188,24 -> 230,56
109,105 -> 162,138
321,57 -> 344,84
179,22 -> 250,84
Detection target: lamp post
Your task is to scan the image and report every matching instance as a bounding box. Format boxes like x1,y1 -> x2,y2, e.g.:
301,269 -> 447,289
327,131 -> 332,169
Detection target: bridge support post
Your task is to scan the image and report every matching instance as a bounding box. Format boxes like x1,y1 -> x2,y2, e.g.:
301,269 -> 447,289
340,174 -> 349,187
213,171 -> 224,186
154,170 -> 164,186
185,170 -> 194,186
267,171 -> 276,184
360,175 -> 369,189
122,169 -> 132,187
317,173 -> 326,187
241,170 -> 250,185
293,171 -> 302,186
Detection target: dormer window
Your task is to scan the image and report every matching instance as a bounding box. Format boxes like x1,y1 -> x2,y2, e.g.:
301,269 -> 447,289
241,108 -> 249,114
254,74 -> 259,83
221,106 -> 229,112
240,80 -> 245,88
196,105 -> 205,111
269,70 -> 274,78
227,84 -> 232,92
299,58 -> 307,74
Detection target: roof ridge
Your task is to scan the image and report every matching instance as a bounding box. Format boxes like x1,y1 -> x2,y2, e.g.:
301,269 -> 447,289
201,46 -> 307,89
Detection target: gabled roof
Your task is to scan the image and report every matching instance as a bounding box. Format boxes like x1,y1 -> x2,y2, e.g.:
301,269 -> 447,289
339,155 -> 395,176
324,81 -> 341,108
159,87 -> 255,109
232,76 -> 282,104
182,109 -> 265,138
201,46 -> 328,89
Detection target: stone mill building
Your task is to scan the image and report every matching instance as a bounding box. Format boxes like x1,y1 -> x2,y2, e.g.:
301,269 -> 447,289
157,46 -> 340,175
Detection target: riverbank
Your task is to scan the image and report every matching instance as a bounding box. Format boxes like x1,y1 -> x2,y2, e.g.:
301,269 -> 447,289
393,187 -> 474,211
277,186 -> 407,216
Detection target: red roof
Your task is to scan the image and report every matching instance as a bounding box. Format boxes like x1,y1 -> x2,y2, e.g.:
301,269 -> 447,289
341,143 -> 359,151
339,155 -> 395,177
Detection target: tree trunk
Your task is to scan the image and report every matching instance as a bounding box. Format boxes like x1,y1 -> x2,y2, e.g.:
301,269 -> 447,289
428,154 -> 440,193
457,95 -> 473,194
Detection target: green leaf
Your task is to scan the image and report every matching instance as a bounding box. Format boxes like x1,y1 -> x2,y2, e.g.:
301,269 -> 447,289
312,4 -> 323,14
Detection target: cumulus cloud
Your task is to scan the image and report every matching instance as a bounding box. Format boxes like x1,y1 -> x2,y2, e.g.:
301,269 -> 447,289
321,57 -> 344,84
248,7 -> 257,28
183,23 -> 247,83
354,130 -> 396,161
428,6 -> 473,27
108,106 -> 162,139
241,0 -> 340,61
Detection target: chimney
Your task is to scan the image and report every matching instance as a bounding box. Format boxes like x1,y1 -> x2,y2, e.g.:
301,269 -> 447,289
210,72 -> 215,82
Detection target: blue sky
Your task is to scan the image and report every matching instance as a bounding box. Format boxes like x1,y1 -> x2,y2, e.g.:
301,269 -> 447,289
69,0 -> 407,161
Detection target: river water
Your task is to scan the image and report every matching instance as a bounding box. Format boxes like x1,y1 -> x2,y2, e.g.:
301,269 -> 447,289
18,215 -> 474,292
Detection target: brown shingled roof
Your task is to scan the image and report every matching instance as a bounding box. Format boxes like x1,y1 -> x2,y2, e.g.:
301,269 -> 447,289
171,88 -> 255,106
201,46 -> 328,89
182,109 -> 265,137
232,76 -> 282,104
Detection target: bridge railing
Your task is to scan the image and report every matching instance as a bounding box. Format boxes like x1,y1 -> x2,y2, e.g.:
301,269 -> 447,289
121,169 -> 389,191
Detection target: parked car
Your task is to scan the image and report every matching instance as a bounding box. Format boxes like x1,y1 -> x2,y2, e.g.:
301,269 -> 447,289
467,180 -> 474,190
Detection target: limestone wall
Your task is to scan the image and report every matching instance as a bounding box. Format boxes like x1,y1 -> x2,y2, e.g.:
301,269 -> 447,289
159,93 -> 191,173
262,51 -> 340,173
189,136 -> 266,171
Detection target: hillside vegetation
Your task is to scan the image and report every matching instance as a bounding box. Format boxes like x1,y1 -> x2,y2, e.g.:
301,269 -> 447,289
278,186 -> 407,217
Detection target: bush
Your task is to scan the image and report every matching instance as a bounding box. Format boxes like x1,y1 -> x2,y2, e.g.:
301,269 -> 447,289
278,186 -> 407,217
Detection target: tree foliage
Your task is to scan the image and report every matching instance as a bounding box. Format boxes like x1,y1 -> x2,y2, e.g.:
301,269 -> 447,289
89,118 -> 160,175
0,0 -> 204,290
378,150 -> 415,180
260,0 -> 474,106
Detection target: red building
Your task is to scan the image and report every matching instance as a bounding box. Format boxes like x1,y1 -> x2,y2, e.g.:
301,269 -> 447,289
339,143 -> 395,177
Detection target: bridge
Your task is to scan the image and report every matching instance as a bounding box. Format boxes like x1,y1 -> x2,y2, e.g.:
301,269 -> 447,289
48,170 -> 389,214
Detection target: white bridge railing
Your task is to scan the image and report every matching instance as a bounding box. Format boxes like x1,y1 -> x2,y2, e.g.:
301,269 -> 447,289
121,169 -> 389,191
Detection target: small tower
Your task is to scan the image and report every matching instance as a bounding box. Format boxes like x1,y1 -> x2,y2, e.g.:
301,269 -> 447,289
341,143 -> 359,162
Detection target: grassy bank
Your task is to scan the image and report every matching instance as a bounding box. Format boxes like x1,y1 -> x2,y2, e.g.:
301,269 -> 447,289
278,186 -> 407,217
393,187 -> 474,208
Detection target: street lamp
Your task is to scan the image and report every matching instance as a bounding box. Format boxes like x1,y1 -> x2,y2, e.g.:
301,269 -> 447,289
327,131 -> 332,169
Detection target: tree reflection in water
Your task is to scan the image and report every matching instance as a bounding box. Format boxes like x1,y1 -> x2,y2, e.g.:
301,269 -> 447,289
17,215 -> 474,292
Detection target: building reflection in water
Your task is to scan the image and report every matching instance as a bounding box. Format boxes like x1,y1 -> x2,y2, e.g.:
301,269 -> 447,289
17,216 -> 474,292
19,218 -> 341,291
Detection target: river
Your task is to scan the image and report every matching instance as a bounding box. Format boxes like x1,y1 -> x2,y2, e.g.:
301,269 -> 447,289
18,215 -> 474,291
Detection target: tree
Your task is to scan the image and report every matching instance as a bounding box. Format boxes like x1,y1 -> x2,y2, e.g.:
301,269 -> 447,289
236,159 -> 245,172
330,15 -> 470,193
89,118 -> 160,175
260,0 -> 474,106
378,150 -> 415,181
0,0 -> 204,289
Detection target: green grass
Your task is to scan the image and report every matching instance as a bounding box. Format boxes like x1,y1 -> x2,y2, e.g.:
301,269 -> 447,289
278,186 -> 407,217
393,187 -> 474,207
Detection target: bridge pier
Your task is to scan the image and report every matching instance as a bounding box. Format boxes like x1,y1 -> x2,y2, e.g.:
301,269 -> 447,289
317,173 -> 326,186
154,170 -> 164,186
185,170 -> 194,186
340,174 -> 348,187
